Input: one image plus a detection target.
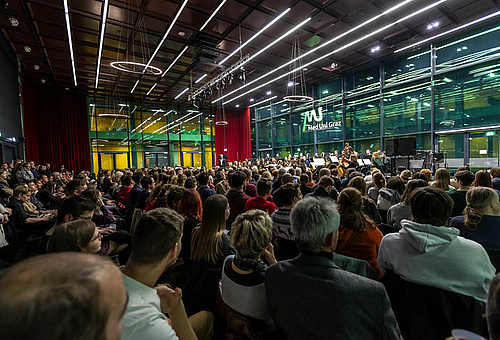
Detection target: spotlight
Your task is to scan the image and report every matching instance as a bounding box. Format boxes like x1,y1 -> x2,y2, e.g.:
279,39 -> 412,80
266,91 -> 272,95
427,21 -> 440,30
206,87 -> 213,96
24,46 -> 31,53
41,79 -> 46,84
33,65 -> 40,70
236,104 -> 240,108
235,67 -> 246,85
227,73 -> 234,84
220,79 -> 225,89
287,81 -> 294,87
249,98 -> 254,102
9,17 -> 18,27
370,46 -> 380,53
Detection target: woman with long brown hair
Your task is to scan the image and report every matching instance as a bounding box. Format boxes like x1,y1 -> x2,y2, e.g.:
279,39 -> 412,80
191,194 -> 235,265
335,187 -> 384,277
431,168 -> 452,191
177,189 -> 202,262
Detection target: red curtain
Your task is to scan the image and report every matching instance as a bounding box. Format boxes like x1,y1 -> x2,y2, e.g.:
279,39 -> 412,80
22,78 -> 91,172
214,108 -> 251,162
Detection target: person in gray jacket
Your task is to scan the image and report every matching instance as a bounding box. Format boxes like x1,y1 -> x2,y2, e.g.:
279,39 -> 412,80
266,197 -> 402,340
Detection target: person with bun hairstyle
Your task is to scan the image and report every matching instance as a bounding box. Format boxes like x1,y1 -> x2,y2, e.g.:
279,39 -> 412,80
335,188 -> 384,276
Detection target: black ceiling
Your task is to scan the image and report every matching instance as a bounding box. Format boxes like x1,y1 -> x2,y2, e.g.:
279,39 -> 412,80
1,0 -> 499,106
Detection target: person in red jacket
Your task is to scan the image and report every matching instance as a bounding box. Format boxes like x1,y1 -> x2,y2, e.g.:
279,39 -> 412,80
245,179 -> 277,215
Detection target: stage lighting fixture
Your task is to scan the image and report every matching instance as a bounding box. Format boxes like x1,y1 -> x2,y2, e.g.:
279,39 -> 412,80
206,87 -> 213,96
370,46 -> 381,53
227,73 -> 234,84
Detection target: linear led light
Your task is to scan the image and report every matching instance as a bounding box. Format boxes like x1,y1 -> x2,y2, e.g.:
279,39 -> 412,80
63,0 -> 77,86
146,0 -> 188,68
164,112 -> 203,133
95,0 -> 109,89
140,117 -> 162,133
248,95 -> 277,108
218,7 -> 291,65
155,110 -> 199,133
212,0 -> 415,104
131,117 -> 152,132
164,110 -> 173,116
146,83 -> 158,96
199,0 -> 226,32
195,74 -> 207,83
222,0 -> 446,105
130,79 -> 140,93
435,125 -> 500,135
162,45 -> 189,77
395,10 -> 500,53
175,88 -> 189,99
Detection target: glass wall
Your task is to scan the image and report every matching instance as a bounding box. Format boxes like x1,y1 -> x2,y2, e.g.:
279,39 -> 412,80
253,22 -> 500,169
89,97 -> 215,172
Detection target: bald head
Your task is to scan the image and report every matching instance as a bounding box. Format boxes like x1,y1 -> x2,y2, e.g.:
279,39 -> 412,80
0,253 -> 126,340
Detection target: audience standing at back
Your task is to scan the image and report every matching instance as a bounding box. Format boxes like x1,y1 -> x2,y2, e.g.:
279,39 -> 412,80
197,172 -> 216,203
244,179 -> 277,214
225,171 -> 251,230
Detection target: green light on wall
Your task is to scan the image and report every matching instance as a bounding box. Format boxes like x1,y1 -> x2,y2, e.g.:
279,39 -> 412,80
489,73 -> 496,77
486,131 -> 495,136
322,89 -> 329,94
443,77 -> 453,83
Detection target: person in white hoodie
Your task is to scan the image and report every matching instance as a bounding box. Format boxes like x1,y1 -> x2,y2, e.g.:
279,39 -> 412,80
378,186 -> 495,303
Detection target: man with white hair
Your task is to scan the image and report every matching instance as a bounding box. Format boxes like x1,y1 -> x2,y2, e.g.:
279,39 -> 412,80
265,197 -> 402,339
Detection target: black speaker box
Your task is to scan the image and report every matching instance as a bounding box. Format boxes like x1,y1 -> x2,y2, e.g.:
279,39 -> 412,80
398,137 -> 416,156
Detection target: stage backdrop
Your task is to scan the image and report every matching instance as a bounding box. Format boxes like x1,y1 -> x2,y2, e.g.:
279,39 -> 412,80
22,78 -> 91,172
214,108 -> 251,162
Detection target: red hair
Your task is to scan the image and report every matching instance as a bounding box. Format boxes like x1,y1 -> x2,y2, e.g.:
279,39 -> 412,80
177,189 -> 202,219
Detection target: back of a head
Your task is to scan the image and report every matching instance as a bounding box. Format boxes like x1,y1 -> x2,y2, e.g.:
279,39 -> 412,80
184,177 -> 197,189
231,209 -> 273,259
464,187 -> 498,230
280,182 -> 301,206
0,253 -> 118,340
409,186 -> 453,227
140,176 -> 153,189
433,168 -> 451,190
348,176 -> 367,196
299,174 -> 309,186
337,187 -> 370,231
122,175 -> 132,186
475,170 -> 493,188
257,179 -> 272,197
177,188 -> 202,219
57,196 -> 96,224
66,179 -> 83,195
348,171 -> 362,181
132,171 -> 143,185
400,170 -> 412,182
48,220 -> 95,253
411,172 -> 428,182
318,168 -> 330,178
491,167 -> 500,179
229,171 -> 246,189
130,208 -> 184,266
281,173 -> 293,184
166,185 -> 186,209
421,169 -> 433,182
372,172 -> 386,188
81,188 -> 100,203
291,197 -> 340,253
401,179 -> 428,204
198,172 -> 209,186
386,176 -> 405,195
318,176 -> 334,189
278,168 -> 287,178
455,170 -> 475,187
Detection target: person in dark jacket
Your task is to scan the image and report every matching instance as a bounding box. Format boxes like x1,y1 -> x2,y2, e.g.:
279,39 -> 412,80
243,169 -> 257,197
128,172 -> 143,208
226,171 -> 250,230
305,176 -> 335,201
197,172 -> 216,203
310,168 -> 339,201
272,174 -> 294,208
299,174 -> 312,197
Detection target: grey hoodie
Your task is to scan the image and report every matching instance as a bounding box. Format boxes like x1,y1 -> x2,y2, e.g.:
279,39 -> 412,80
378,219 -> 495,302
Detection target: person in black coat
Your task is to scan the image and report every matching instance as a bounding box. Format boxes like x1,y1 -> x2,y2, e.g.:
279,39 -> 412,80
306,176 -> 338,202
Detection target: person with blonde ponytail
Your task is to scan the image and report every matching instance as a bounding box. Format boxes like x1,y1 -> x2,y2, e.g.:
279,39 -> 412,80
450,187 -> 500,252
335,187 -> 384,276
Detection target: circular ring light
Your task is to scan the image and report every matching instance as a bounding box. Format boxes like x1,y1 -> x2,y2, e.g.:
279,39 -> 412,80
283,95 -> 314,102
215,121 -> 228,125
110,61 -> 162,76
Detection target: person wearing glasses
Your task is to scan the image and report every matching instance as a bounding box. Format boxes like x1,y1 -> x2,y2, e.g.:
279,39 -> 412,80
48,219 -> 103,254
38,195 -> 96,254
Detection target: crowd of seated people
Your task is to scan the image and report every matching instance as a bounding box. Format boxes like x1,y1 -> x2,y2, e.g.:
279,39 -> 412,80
2,158 -> 500,339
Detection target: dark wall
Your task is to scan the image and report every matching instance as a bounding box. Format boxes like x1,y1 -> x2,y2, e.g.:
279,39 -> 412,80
0,31 -> 22,140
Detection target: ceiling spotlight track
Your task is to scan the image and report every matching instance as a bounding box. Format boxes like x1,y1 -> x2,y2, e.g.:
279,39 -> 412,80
220,0 -> 447,105
212,0 -> 416,104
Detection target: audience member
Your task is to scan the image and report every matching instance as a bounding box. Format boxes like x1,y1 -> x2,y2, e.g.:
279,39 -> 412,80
399,170 -> 412,184
0,253 -> 127,340
368,172 -> 386,203
244,179 -> 277,214
348,176 -> 381,225
243,168 -> 257,197
266,196 -> 402,339
177,189 -> 202,262
492,167 -> 500,191
167,185 -> 186,211
305,176 -> 334,200
474,170 -> 500,199
121,208 -> 213,340
387,179 -> 427,230
48,219 -> 102,254
431,168 -> 452,191
226,171 -> 250,230
447,170 -> 475,217
221,209 -> 276,329
299,173 -> 312,196
197,172 -> 216,203
378,186 -> 495,302
65,179 -> 87,197
377,177 -> 405,211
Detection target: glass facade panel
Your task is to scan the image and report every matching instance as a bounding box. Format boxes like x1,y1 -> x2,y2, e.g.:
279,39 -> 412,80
317,142 -> 343,155
469,130 -> 499,169
438,133 -> 465,168
345,94 -> 380,140
316,99 -> 343,142
384,49 -> 431,87
435,61 -> 500,131
291,108 -> 315,145
273,116 -> 291,147
384,81 -> 432,135
348,138 -> 380,155
275,147 -> 291,158
345,64 -> 380,97
258,120 -> 272,149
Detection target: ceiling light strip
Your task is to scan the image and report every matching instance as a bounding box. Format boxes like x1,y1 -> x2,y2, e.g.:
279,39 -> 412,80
146,83 -> 158,96
94,0 -> 109,89
195,74 -> 207,83
199,0 -> 227,32
146,0 -> 189,68
218,7 -> 291,65
154,111 -> 199,134
175,87 -> 189,99
212,0 -> 415,103
130,79 -> 140,93
395,10 -> 500,53
222,0 -> 447,105
248,95 -> 277,108
161,45 -> 189,77
164,112 -> 203,133
63,0 -> 77,86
